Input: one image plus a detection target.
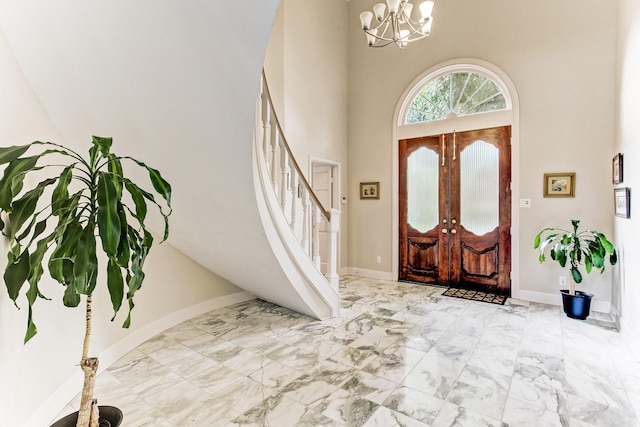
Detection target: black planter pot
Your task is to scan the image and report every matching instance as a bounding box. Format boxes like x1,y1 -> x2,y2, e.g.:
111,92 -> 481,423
560,290 -> 594,320
50,406 -> 123,427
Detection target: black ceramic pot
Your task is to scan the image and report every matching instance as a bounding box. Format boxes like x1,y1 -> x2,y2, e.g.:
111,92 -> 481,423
560,289 -> 593,320
50,406 -> 123,427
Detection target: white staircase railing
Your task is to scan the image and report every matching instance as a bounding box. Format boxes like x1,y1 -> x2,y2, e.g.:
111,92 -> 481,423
255,72 -> 340,289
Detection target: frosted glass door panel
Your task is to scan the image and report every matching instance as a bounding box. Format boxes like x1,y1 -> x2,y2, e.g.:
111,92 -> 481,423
408,147 -> 438,233
460,140 -> 498,235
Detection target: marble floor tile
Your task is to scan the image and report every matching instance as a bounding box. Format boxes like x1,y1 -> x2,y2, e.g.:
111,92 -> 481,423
340,370 -> 398,405
52,275 -> 638,427
229,394 -> 307,426
431,401 -> 502,427
508,377 -> 566,412
502,397 -> 566,427
567,393 -> 640,427
383,386 -> 445,425
362,406 -> 429,426
401,359 -> 457,399
248,359 -> 304,389
467,339 -> 517,376
319,389 -> 379,426
564,373 -> 632,411
362,343 -> 425,383
330,345 -> 378,369
445,381 -> 507,420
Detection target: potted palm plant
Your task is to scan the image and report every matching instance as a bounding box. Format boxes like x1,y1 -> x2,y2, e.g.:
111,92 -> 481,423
0,136 -> 171,427
533,219 -> 617,320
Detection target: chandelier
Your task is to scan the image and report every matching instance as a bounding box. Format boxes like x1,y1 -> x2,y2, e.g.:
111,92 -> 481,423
359,0 -> 435,48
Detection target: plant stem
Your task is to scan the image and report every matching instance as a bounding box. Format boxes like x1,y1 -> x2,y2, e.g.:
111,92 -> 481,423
569,275 -> 576,296
76,295 -> 99,427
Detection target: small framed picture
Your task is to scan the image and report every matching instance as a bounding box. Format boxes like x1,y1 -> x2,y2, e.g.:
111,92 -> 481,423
543,172 -> 576,198
613,153 -> 623,184
360,182 -> 380,200
614,187 -> 631,218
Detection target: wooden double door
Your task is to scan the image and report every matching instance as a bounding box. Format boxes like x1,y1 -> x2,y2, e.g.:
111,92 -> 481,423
399,126 -> 511,295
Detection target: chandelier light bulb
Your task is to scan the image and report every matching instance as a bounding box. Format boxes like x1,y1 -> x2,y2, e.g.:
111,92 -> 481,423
419,1 -> 434,21
402,3 -> 414,22
360,11 -> 374,29
421,17 -> 433,34
366,29 -> 379,46
386,0 -> 401,14
373,3 -> 386,21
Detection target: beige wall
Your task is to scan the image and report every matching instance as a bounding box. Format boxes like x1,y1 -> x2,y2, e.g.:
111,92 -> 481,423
347,0 -> 617,303
264,0 -> 350,269
0,27 -> 243,426
615,0 -> 640,349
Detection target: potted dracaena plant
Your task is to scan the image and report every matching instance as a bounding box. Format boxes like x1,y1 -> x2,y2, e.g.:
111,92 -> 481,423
533,219 -> 617,320
0,136 -> 171,427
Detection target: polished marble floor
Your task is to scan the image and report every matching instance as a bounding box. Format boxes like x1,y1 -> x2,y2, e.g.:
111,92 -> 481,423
56,276 -> 640,426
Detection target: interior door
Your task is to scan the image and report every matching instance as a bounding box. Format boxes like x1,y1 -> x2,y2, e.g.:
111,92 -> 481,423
312,164 -> 335,274
399,126 -> 511,295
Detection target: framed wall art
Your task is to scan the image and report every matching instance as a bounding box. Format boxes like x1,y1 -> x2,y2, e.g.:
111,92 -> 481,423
614,187 -> 631,218
543,172 -> 576,198
613,153 -> 623,184
360,182 -> 380,200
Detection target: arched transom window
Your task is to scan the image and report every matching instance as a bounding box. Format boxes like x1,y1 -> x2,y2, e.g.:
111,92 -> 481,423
405,71 -> 508,124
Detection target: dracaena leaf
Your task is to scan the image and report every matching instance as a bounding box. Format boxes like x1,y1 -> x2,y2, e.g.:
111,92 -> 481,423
28,234 -> 54,298
48,220 -> 82,284
125,157 -> 172,205
92,135 -> 113,157
123,180 -> 147,224
0,156 -> 40,211
24,306 -> 37,343
52,166 -> 73,215
62,283 -> 80,307
97,172 -> 121,257
107,258 -> 124,319
0,145 -> 30,165
4,249 -> 30,303
107,154 -> 123,199
115,202 -> 130,268
9,178 -> 57,238
73,224 -> 98,295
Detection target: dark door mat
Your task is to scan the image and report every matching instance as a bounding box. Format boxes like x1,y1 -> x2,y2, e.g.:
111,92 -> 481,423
441,287 -> 507,305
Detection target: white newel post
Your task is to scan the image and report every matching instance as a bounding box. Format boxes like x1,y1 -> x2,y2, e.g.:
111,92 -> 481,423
325,209 -> 341,289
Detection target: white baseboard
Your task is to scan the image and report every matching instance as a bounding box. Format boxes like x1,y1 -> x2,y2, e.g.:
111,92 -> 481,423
518,290 -> 611,314
342,267 -> 394,281
28,291 -> 255,427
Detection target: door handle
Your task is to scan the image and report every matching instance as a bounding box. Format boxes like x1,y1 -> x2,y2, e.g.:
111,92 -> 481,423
442,228 -> 448,234
453,131 -> 457,161
450,229 -> 457,234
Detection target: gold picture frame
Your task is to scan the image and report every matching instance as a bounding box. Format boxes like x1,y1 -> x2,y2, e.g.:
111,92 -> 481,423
543,172 -> 575,198
360,182 -> 380,199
